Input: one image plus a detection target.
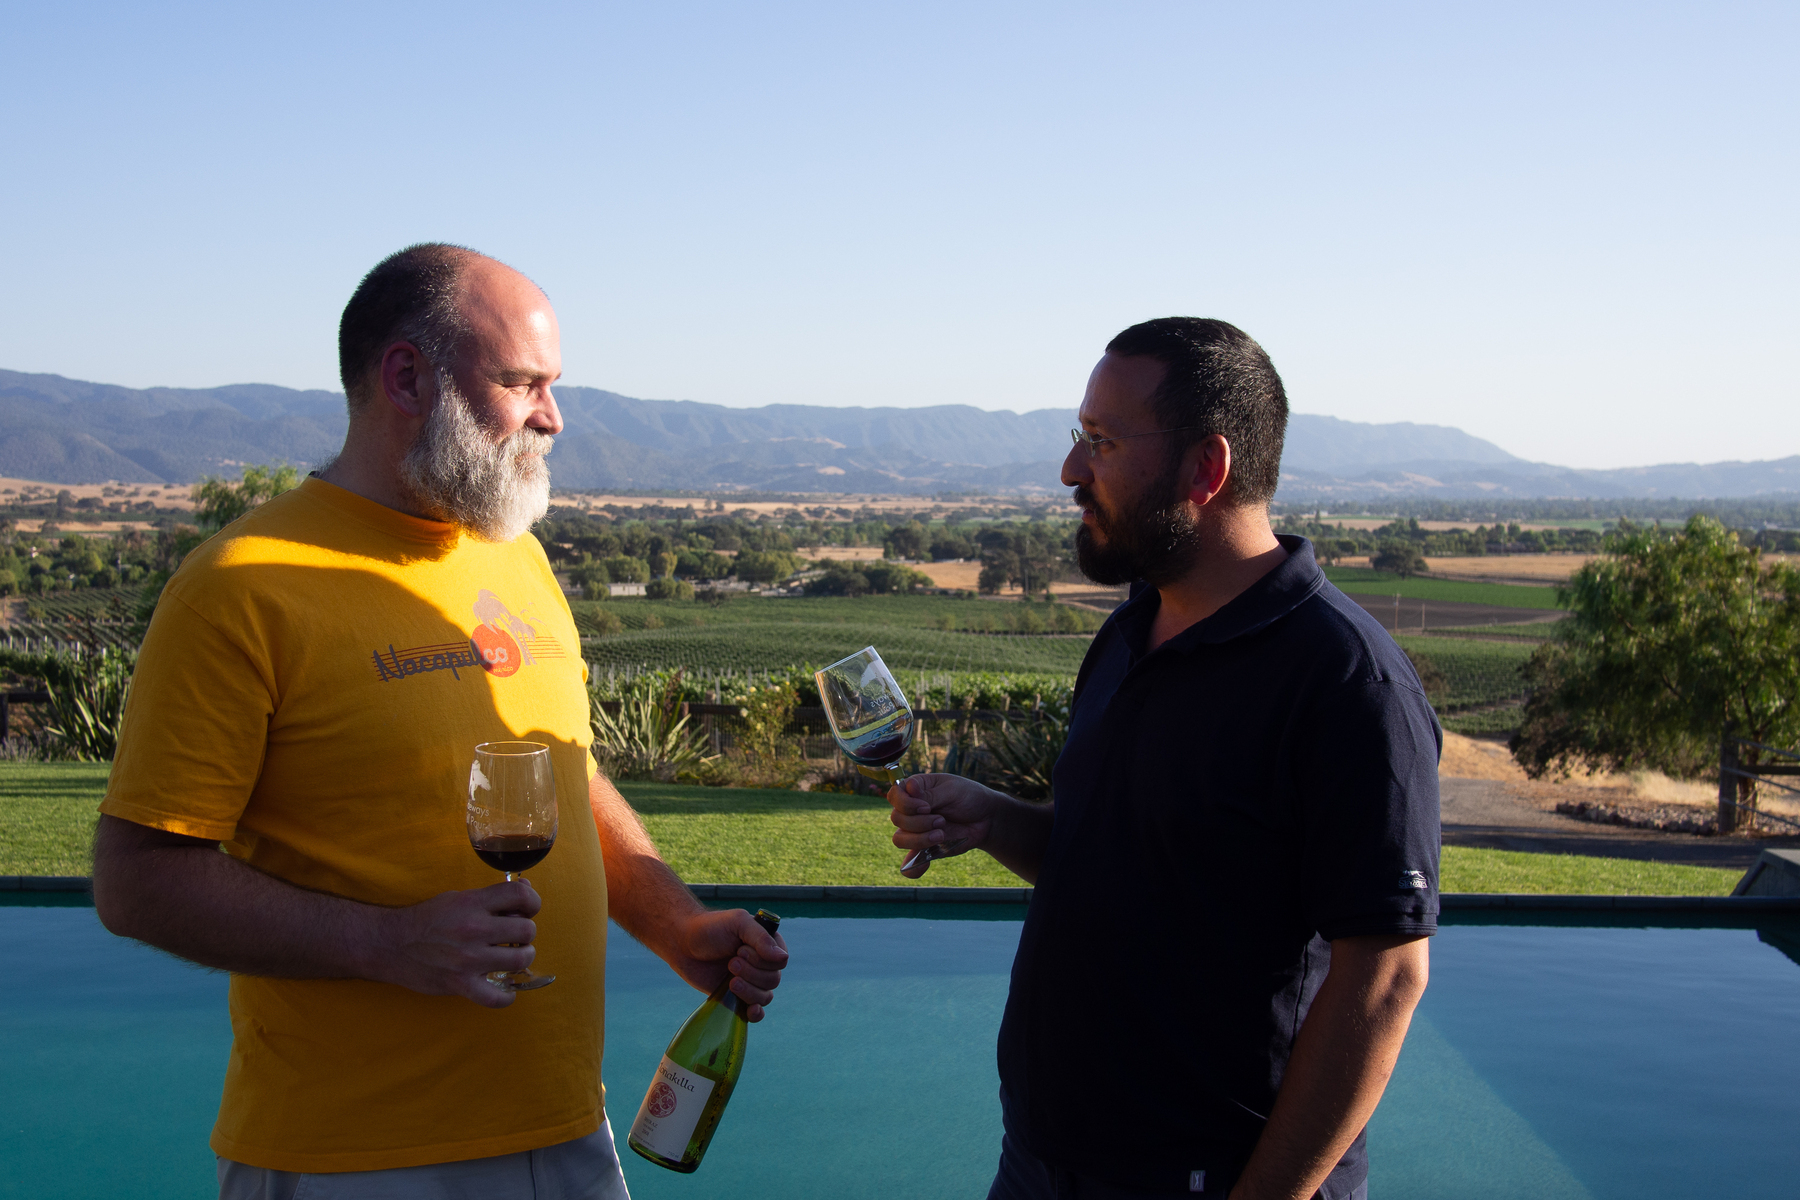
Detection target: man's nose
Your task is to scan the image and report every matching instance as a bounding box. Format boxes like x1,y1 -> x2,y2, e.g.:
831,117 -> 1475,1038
532,387 -> 565,436
1060,442 -> 1091,489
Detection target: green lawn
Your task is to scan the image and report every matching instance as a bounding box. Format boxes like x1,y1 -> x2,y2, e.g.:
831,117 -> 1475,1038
1439,846 -> 1740,896
0,762 -> 110,875
1322,567 -> 1563,610
0,767 -> 1746,895
621,782 -> 1023,886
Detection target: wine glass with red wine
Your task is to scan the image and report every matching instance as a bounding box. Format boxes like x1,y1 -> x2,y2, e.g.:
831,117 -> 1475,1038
815,647 -> 964,874
467,740 -> 558,991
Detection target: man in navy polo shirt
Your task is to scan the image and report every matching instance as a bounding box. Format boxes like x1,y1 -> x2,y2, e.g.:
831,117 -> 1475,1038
890,318 -> 1439,1200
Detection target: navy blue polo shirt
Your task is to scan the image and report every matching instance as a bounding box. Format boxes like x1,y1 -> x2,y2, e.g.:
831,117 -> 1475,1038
996,536 -> 1441,1198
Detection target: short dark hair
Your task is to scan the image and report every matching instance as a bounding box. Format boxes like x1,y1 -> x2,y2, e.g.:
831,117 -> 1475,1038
1104,317 -> 1288,506
337,243 -> 478,412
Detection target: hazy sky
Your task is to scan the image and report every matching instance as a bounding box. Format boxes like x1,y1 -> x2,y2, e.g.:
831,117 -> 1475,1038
3,2 -> 1794,469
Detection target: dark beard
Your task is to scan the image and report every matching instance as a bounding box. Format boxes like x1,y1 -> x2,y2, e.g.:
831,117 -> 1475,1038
1074,460 -> 1204,587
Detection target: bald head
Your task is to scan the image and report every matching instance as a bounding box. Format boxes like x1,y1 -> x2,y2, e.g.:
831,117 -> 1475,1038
337,243 -> 546,414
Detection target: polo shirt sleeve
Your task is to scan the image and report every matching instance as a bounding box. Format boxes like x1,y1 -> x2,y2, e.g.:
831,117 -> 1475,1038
1292,678 -> 1442,941
101,589 -> 273,843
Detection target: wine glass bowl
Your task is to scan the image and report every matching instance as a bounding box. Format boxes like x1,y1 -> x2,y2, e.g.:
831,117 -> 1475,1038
814,647 -> 914,783
467,740 -> 558,992
815,648 -> 963,874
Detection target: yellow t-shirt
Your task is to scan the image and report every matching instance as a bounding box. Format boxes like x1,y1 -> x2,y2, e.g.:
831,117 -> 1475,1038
101,477 -> 607,1173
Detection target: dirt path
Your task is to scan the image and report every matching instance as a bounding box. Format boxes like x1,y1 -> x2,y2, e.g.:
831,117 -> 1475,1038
1438,732 -> 1798,870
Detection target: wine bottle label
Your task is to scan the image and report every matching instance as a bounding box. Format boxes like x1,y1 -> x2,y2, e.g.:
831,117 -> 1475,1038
629,1056 -> 715,1161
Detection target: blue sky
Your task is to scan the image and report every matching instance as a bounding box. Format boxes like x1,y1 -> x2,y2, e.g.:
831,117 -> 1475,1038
2,1 -> 1793,470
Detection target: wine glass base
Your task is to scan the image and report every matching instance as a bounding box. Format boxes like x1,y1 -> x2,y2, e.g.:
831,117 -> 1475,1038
486,970 -> 556,992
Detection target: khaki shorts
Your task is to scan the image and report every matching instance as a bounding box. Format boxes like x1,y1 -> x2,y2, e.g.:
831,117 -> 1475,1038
217,1119 -> 631,1200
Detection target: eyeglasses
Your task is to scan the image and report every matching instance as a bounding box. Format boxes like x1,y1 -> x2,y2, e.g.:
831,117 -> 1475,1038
1069,426 -> 1203,459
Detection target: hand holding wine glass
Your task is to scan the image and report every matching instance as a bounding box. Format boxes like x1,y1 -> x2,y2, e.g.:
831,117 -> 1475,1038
815,647 -> 964,875
467,740 -> 558,992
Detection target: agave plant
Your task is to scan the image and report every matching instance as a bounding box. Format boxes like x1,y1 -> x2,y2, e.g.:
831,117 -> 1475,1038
0,646 -> 135,762
981,712 -> 1068,802
589,673 -> 715,782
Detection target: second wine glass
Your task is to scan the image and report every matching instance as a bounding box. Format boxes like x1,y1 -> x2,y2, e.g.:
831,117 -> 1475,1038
467,740 -> 558,992
816,647 -> 964,874
815,647 -> 914,786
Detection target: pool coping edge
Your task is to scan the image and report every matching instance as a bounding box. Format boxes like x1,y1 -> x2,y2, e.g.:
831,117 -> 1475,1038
8,876 -> 1800,911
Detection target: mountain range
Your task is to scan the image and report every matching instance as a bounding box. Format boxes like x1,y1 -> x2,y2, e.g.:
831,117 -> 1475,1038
2,368 -> 1795,501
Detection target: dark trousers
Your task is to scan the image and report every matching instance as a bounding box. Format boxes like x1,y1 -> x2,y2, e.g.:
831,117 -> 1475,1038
985,1133 -> 1368,1200
986,1132 -> 1207,1200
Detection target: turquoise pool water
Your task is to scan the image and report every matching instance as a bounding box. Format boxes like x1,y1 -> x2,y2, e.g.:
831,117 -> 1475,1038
3,897 -> 1798,1199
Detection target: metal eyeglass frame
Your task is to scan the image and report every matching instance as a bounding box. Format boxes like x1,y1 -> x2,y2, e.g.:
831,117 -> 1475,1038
1070,426 -> 1204,458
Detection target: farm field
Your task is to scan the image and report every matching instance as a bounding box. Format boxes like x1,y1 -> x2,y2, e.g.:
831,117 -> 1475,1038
1423,555 -> 1595,582
1321,566 -> 1563,610
583,622 -> 1093,679
2,585 -> 145,648
1429,621 -> 1561,642
0,767 -> 1745,895
1390,635 -> 1534,713
570,593 -> 1079,632
573,594 -> 1101,679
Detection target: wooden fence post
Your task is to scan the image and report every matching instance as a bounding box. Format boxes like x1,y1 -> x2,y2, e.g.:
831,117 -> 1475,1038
1718,725 -> 1739,834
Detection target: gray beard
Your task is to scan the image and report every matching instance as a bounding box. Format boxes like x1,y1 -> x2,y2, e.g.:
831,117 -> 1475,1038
398,374 -> 553,542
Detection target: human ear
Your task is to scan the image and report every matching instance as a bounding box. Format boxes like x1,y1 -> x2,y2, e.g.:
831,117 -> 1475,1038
379,343 -> 432,419
1185,435 -> 1232,507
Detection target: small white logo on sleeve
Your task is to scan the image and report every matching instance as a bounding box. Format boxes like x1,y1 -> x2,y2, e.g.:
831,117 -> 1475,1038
1190,1170 -> 1206,1192
1400,870 -> 1429,890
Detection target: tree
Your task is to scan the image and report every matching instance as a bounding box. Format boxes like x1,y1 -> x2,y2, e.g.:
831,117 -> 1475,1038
1511,517 -> 1800,820
193,463 -> 301,530
1371,541 -> 1428,577
601,555 -> 651,584
884,522 -> 927,561
734,550 -> 799,584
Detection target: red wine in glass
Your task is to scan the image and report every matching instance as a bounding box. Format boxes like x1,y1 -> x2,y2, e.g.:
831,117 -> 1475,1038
471,834 -> 554,873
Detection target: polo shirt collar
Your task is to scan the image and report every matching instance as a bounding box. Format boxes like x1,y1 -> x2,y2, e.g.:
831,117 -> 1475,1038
1115,534 -> 1325,654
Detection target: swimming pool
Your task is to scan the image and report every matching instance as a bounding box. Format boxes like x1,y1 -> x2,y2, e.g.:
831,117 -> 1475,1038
3,896 -> 1798,1199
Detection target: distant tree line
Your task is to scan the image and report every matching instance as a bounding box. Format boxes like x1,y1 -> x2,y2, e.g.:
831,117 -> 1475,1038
532,505 -> 1089,597
1276,513 -> 1800,569
1277,497 -> 1800,530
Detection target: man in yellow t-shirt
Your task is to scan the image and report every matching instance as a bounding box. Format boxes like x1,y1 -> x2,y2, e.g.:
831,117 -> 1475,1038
93,244 -> 788,1199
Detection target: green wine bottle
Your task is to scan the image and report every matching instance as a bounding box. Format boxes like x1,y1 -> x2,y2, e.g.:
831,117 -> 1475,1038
626,909 -> 781,1173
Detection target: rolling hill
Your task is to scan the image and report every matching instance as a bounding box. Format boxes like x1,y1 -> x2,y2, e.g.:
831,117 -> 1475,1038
2,368 -> 1794,499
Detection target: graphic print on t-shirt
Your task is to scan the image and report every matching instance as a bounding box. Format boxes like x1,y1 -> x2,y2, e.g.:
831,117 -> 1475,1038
369,588 -> 568,683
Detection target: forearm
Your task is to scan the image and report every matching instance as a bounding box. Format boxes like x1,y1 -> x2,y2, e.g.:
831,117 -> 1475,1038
588,771 -> 705,960
1230,935 -> 1429,1200
92,814 -> 385,979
